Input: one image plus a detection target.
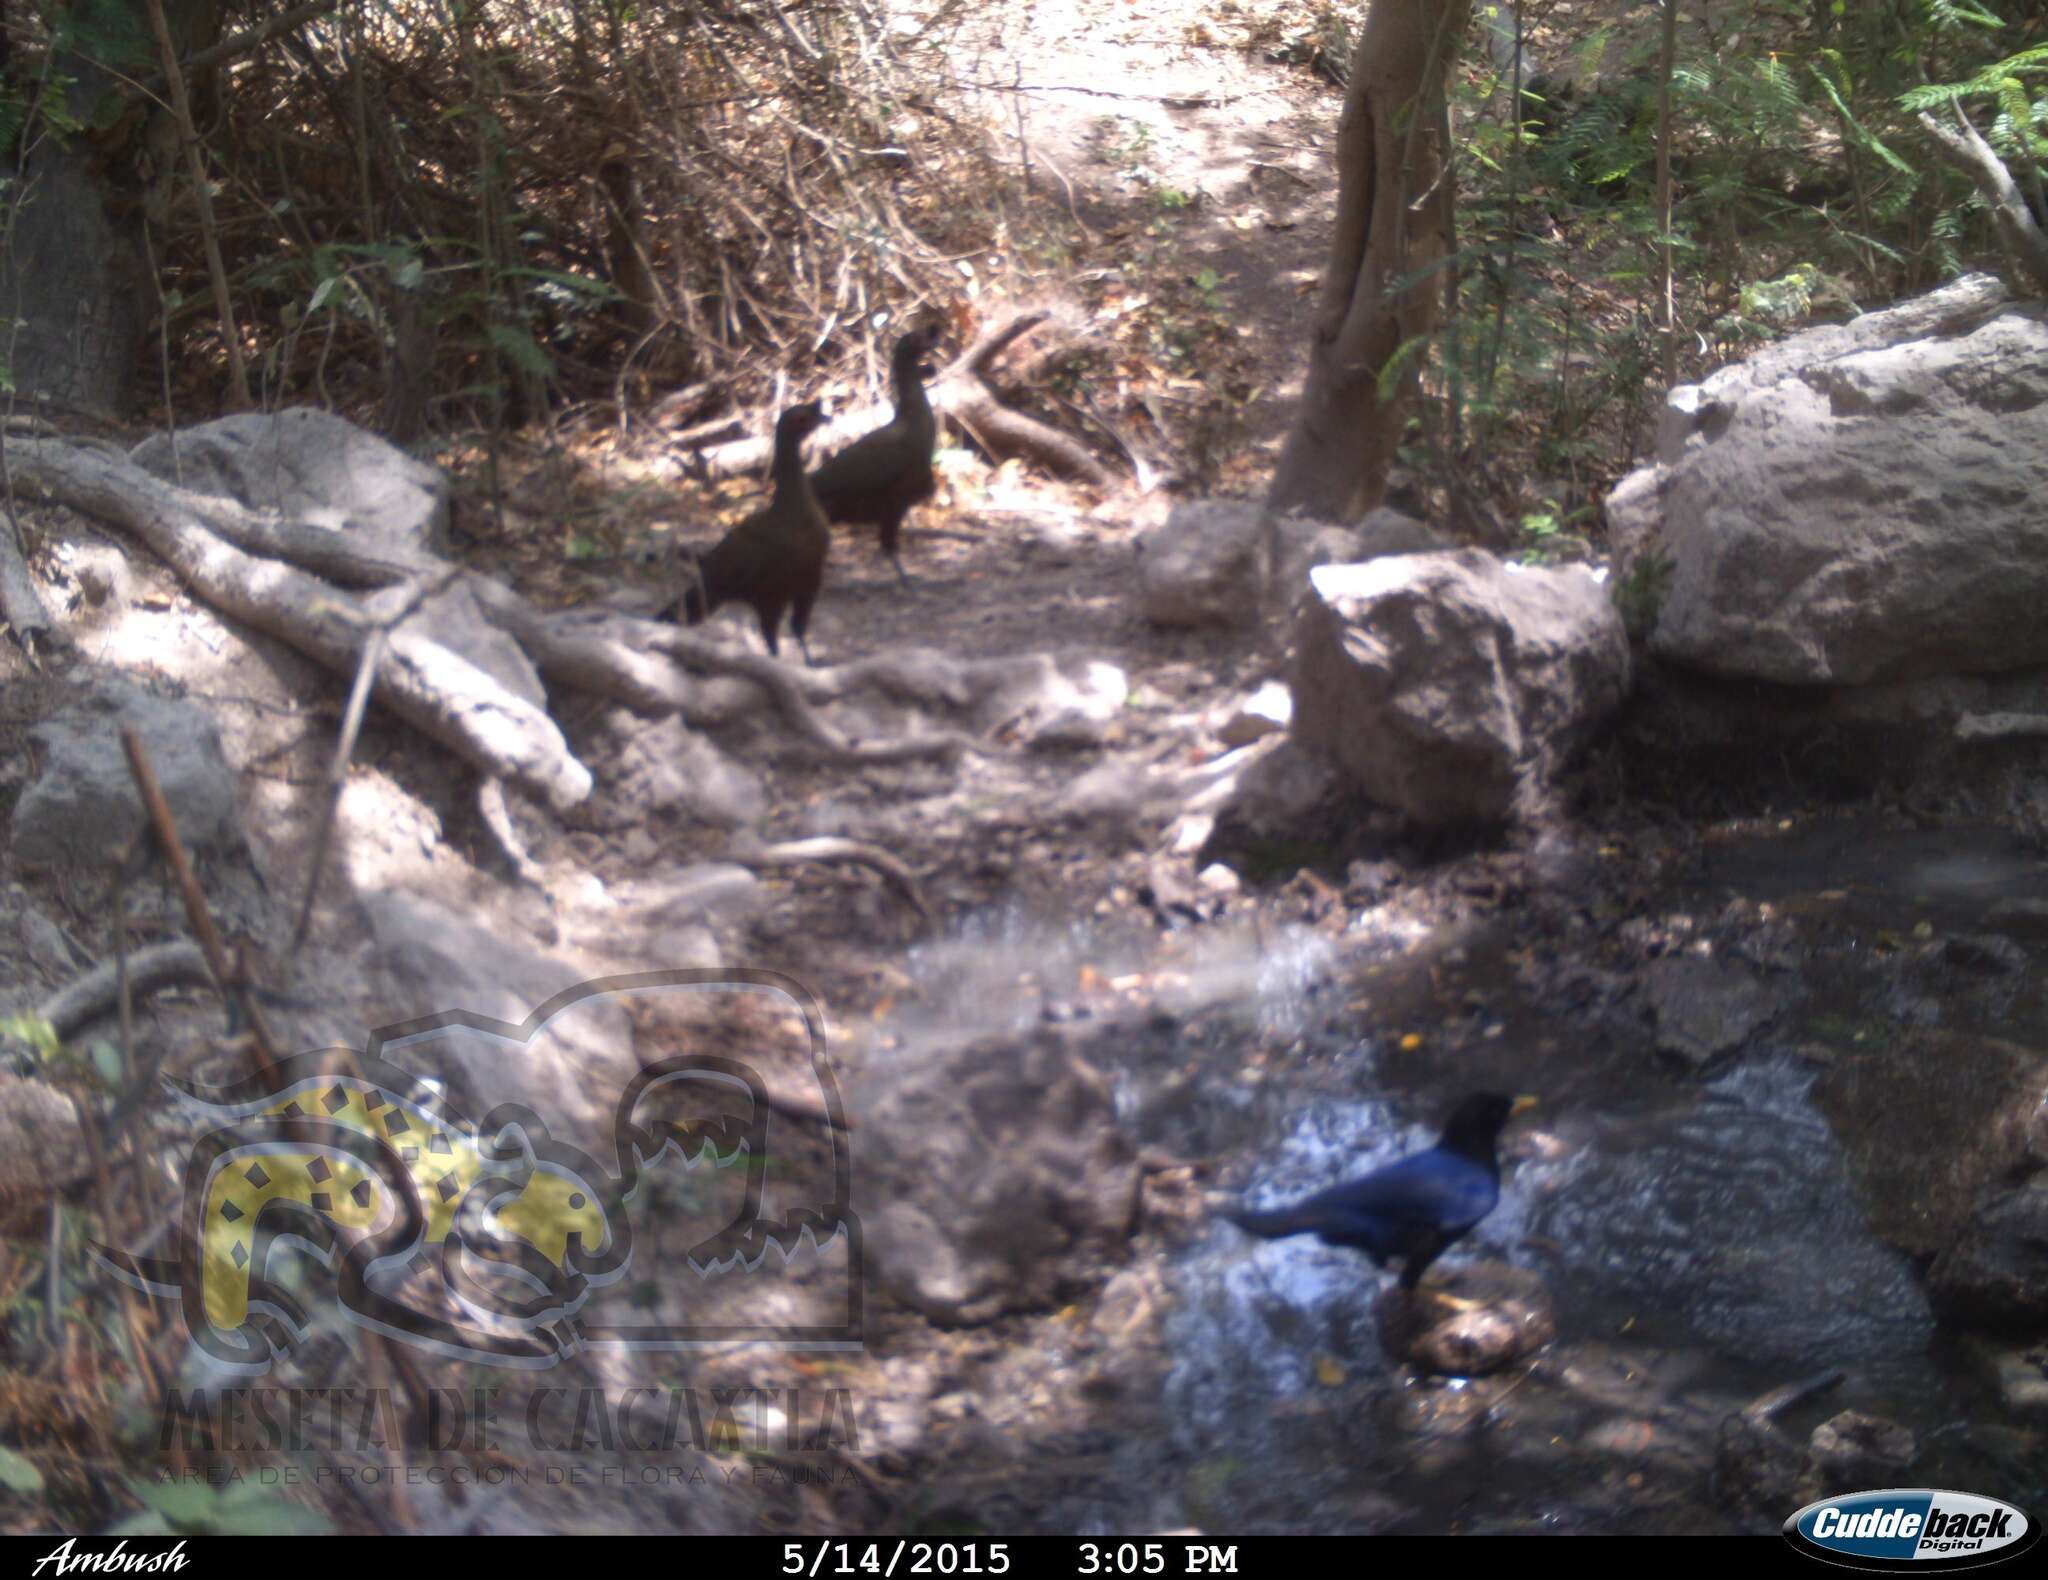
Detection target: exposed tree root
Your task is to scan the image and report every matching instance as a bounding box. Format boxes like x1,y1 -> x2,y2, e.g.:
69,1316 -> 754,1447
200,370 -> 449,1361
13,438 -> 594,812
478,776 -> 548,888
0,500 -> 54,653
13,428 -> 1019,935
645,626 -> 1002,765
39,941 -> 215,1040
736,836 -> 932,921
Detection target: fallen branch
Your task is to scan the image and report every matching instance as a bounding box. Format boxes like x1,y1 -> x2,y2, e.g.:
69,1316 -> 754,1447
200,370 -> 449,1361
288,568 -> 463,960
736,837 -> 931,920
683,306 -> 1114,487
477,775 -> 548,887
39,942 -> 215,1040
123,729 -> 281,1083
0,508 -> 53,654
1957,711 -> 2048,742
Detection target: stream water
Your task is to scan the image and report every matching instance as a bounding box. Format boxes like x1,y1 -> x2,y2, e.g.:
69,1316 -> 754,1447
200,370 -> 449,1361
890,823 -> 2048,1533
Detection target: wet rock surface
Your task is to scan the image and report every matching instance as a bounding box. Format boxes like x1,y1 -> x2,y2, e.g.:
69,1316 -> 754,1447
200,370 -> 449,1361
1810,1029 -> 2048,1260
1643,953 -> 1790,1067
1931,1184 -> 2048,1335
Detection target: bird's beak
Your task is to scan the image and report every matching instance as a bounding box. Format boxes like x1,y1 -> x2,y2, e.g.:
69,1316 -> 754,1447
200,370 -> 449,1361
1510,1094 -> 1539,1119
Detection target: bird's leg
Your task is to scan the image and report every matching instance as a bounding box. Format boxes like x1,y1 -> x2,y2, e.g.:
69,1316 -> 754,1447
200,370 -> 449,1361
1401,1233 -> 1480,1313
799,634 -> 816,666
1415,1286 -> 1486,1316
890,552 -> 911,587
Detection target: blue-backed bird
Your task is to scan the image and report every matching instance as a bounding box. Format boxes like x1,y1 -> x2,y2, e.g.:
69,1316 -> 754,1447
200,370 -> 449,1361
1222,1092 -> 1537,1303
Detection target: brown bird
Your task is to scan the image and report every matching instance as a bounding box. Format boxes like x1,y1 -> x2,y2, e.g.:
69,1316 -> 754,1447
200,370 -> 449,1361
809,324 -> 943,584
674,400 -> 830,662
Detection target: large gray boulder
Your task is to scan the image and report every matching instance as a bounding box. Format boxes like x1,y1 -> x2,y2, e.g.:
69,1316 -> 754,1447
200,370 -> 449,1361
131,406 -> 448,557
359,893 -> 639,1152
1810,1028 -> 2048,1260
1136,500 -> 1442,629
12,679 -> 240,869
129,410 -> 552,713
1290,549 -> 1630,827
850,1027 -> 1138,1325
1607,274 -> 2048,686
1930,1184 -> 2048,1335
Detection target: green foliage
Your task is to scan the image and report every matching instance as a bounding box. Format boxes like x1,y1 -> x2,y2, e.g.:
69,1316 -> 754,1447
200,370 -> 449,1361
1902,38 -> 2048,171
0,1447 -> 43,1496
0,1011 -> 62,1064
1,1012 -> 123,1097
1420,0 -> 2043,525
1515,497 -> 1596,564
113,1478 -> 334,1538
1613,551 -> 1674,641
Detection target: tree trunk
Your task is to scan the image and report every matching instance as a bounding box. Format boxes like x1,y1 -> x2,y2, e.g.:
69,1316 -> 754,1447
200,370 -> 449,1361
0,0 -> 222,419
1267,0 -> 1471,521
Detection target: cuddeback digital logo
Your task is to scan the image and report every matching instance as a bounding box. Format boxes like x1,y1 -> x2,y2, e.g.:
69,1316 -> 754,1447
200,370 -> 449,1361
90,968 -> 858,1372
1784,1490 -> 2040,1571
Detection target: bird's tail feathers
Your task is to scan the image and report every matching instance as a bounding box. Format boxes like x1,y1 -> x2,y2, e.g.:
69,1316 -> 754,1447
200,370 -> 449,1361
1221,1206 -> 1318,1242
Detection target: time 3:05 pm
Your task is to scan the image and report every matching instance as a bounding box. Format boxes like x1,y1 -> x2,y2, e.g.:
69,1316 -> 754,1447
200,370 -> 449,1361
779,1544 -> 1241,1576
1079,1544 -> 1240,1575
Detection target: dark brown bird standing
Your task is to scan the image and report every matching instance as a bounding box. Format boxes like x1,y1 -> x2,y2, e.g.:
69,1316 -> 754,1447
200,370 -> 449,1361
676,400 -> 830,662
809,324 -> 942,584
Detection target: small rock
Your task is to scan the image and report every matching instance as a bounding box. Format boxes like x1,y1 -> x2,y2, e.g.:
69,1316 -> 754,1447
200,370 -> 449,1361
9,895 -> 81,977
1136,500 -> 1265,629
850,1026 -> 1138,1325
622,863 -> 766,928
1963,1339 -> 2048,1414
1214,681 -> 1293,749
1802,1411 -> 1916,1496
1376,1261 -> 1556,1377
1291,549 -> 1630,828
66,543 -> 133,611
635,925 -> 720,970
595,714 -> 766,830
13,680 -> 241,870
1644,954 -> 1782,1067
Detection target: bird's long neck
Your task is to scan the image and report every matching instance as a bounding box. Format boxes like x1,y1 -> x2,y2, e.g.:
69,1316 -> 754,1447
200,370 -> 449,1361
892,343 -> 933,435
770,424 -> 813,501
1436,1127 -> 1502,1171
1441,1138 -> 1498,1170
